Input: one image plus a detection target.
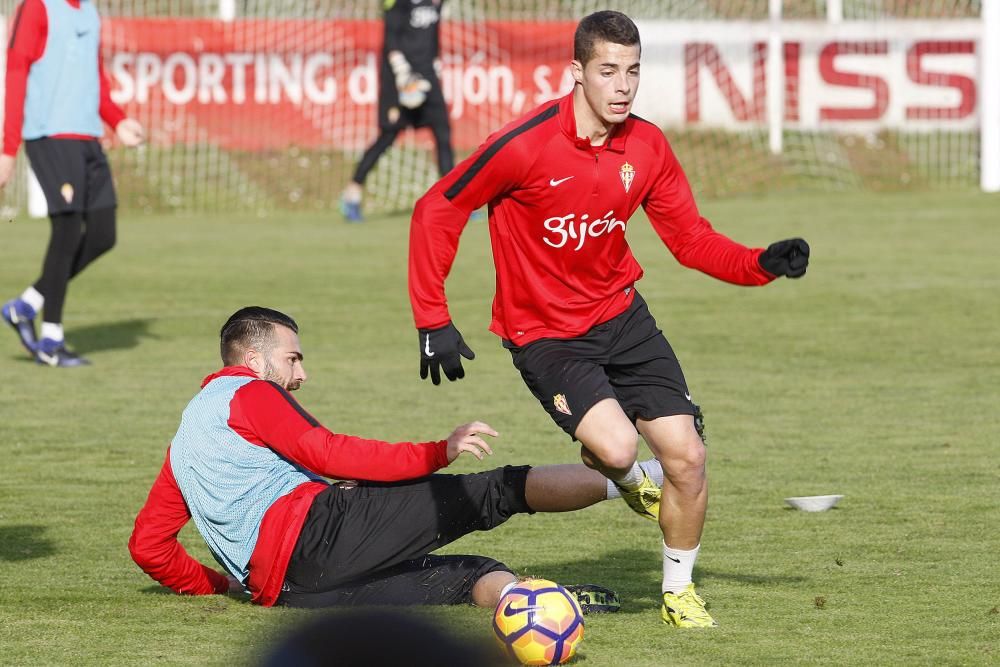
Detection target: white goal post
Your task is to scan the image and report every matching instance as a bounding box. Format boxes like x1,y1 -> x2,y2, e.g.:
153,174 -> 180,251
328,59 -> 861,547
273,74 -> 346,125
0,0 -> 995,218
981,0 -> 1000,192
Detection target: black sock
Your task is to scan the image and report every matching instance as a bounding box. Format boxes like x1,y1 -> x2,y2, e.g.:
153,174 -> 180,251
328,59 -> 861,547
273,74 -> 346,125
34,211 -> 84,325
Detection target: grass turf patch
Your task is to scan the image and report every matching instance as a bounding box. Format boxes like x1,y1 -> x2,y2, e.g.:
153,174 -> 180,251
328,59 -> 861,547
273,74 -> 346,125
1,191 -> 998,665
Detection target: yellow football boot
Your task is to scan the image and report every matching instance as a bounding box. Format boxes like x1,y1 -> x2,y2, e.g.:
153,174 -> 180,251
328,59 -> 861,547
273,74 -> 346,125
613,471 -> 661,521
661,584 -> 718,628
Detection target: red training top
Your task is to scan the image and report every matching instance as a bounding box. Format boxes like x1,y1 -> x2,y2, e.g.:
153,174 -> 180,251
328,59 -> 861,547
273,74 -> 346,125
128,366 -> 450,607
409,92 -> 775,346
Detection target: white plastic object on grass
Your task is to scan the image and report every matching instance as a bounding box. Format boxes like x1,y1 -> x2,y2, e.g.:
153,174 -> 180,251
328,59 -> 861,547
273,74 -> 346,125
784,495 -> 844,512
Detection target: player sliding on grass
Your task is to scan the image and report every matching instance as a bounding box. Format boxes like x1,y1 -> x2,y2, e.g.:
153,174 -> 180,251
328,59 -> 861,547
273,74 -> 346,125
408,11 -> 809,627
129,306 -> 639,612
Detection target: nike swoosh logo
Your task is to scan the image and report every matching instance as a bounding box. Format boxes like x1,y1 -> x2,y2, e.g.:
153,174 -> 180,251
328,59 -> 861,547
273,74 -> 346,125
549,176 -> 574,187
684,392 -> 692,402
424,334 -> 434,357
76,30 -> 88,37
665,554 -> 681,563
502,603 -> 544,617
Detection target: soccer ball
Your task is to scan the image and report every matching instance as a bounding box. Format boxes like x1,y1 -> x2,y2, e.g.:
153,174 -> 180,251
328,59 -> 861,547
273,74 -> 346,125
492,579 -> 584,665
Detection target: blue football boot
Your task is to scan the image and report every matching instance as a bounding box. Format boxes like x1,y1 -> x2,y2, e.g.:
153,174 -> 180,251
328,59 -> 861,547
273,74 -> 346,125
340,197 -> 363,223
35,337 -> 90,367
2,298 -> 38,356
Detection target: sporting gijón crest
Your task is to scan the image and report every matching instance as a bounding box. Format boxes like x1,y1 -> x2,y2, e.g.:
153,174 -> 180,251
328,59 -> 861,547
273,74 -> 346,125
619,161 -> 635,193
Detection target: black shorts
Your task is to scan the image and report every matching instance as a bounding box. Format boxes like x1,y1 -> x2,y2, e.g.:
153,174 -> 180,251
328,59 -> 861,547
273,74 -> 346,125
24,137 -> 117,215
507,291 -> 696,437
277,466 -> 533,608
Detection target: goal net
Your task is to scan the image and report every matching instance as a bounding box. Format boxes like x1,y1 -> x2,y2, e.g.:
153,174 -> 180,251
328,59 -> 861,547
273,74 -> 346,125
0,0 -> 990,217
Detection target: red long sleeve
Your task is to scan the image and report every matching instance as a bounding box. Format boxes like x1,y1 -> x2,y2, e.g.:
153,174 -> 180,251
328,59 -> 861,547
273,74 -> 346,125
408,192 -> 473,330
641,136 -> 774,286
98,51 -> 126,129
3,0 -> 45,156
229,379 -> 450,481
407,101 -> 548,332
127,451 -> 230,596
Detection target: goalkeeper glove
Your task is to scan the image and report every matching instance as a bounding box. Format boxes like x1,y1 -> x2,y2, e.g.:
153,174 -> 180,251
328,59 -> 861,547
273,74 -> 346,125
388,51 -> 430,109
418,323 -> 475,385
758,238 -> 810,278
398,76 -> 431,109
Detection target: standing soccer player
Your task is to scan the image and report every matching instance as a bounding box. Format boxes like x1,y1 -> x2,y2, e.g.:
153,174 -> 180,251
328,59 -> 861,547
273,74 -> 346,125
408,11 -> 809,627
0,0 -> 144,367
340,0 -> 454,222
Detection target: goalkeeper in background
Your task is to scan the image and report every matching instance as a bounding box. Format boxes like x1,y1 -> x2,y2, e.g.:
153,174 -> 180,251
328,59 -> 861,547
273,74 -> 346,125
0,0 -> 144,367
340,0 -> 454,222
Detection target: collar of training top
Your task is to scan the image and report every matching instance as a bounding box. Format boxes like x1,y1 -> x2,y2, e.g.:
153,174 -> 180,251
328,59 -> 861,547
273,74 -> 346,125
558,92 -> 630,154
201,365 -> 256,387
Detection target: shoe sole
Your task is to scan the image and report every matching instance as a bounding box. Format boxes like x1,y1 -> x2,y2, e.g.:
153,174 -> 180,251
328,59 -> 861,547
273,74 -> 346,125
36,358 -> 90,367
662,618 -> 719,628
35,352 -> 91,367
661,600 -> 718,628
621,493 -> 660,521
565,584 -> 621,614
35,344 -> 91,367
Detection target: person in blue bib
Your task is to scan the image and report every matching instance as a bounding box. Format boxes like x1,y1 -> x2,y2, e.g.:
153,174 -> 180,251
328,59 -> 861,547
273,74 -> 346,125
1,0 -> 145,367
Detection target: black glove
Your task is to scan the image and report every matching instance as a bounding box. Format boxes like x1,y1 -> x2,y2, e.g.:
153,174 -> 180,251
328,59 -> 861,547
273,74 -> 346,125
418,323 -> 475,385
758,238 -> 810,278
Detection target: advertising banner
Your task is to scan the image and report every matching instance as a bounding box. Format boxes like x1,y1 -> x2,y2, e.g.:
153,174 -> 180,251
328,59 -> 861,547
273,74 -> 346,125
101,18 -> 981,150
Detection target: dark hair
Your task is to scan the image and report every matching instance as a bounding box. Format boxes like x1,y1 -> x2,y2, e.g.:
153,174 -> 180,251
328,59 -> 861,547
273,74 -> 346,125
573,10 -> 641,65
219,306 -> 298,365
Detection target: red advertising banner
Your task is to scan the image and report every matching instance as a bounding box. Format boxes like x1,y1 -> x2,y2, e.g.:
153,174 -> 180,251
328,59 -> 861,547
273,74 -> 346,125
103,18 -> 577,151
100,18 -> 980,151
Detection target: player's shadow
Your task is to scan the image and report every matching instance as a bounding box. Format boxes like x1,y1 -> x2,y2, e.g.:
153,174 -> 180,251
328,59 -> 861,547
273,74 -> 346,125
0,524 -> 56,561
140,584 -> 251,615
541,548 -> 806,614
71,318 -> 159,354
694,566 -> 808,586
140,585 -> 249,605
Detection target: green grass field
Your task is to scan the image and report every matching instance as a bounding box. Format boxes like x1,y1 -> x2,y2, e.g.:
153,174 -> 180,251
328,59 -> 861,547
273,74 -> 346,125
1,191 -> 997,665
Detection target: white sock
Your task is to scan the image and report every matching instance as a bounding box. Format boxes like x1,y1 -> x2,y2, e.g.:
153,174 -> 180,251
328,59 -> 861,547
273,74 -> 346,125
499,580 -> 518,599
20,286 -> 44,314
41,322 -> 64,343
662,542 -> 699,594
342,186 -> 362,204
608,460 -> 644,492
606,459 -> 662,499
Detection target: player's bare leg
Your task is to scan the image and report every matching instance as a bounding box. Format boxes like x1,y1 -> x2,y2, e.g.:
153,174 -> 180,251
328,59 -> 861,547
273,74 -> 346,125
638,414 -> 717,627
637,415 -> 706,548
574,398 -> 661,520
573,398 -> 640,476
472,570 -> 518,608
474,568 -> 620,615
523,463 -> 609,511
